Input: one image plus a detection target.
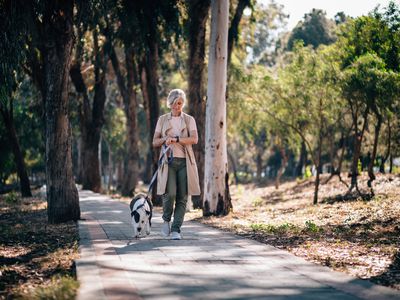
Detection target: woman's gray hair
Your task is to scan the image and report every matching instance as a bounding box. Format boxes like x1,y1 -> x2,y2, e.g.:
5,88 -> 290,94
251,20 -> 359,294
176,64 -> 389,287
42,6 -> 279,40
167,89 -> 186,108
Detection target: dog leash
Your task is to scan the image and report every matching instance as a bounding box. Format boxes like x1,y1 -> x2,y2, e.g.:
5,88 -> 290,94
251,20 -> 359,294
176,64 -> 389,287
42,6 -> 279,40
146,144 -> 173,198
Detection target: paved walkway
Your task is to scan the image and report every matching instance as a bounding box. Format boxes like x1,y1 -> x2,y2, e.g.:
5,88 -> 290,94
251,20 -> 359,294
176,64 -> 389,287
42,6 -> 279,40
75,190 -> 400,300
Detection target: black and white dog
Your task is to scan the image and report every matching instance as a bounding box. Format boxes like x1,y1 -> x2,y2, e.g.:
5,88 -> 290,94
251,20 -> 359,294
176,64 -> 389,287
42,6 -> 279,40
129,194 -> 153,238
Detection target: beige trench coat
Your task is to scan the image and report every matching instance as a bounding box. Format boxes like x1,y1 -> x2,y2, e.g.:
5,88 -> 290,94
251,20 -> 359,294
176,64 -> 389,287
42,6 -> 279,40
156,112 -> 201,196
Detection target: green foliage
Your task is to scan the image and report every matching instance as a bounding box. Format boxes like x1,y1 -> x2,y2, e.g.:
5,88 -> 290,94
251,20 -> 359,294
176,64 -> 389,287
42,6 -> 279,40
274,43 -> 344,168
4,191 -> 19,204
250,222 -> 300,234
0,76 -> 45,182
240,1 -> 289,65
0,1 -> 28,104
103,105 -> 127,163
337,2 -> 400,72
252,196 -> 263,207
304,220 -> 323,233
251,221 -> 323,235
393,166 -> 400,174
303,166 -> 312,179
287,9 -> 336,50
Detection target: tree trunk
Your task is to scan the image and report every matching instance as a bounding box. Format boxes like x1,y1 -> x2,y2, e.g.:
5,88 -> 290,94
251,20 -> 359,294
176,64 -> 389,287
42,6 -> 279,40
313,164 -> 321,205
116,160 -> 123,190
81,33 -> 107,193
295,141 -> 307,177
42,0 -> 80,223
69,24 -> 85,185
70,31 -> 107,193
76,136 -> 83,183
379,118 -> 391,173
313,127 -> 323,205
139,60 -> 153,184
275,146 -> 287,189
187,0 -> 210,209
0,105 -> 32,197
256,151 -> 262,181
323,127 -> 349,188
111,45 -> 139,196
367,107 -> 382,190
204,0 -> 232,216
227,0 -> 251,66
228,150 -> 238,184
349,107 -> 369,192
146,41 -> 161,204
103,138 -> 113,192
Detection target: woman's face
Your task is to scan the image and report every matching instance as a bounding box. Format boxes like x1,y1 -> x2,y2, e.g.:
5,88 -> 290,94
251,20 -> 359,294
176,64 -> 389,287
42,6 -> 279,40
171,97 -> 184,115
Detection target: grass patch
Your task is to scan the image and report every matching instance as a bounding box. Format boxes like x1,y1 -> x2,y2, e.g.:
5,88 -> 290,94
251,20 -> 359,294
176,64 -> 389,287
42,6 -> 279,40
27,275 -> 78,300
250,220 -> 323,235
252,196 -> 264,207
304,220 -> 323,233
250,222 -> 301,234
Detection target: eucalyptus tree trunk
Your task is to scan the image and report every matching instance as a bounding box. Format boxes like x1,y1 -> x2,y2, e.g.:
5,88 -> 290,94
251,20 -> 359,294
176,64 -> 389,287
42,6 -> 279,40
204,0 -> 232,216
42,0 -> 80,223
187,0 -> 210,208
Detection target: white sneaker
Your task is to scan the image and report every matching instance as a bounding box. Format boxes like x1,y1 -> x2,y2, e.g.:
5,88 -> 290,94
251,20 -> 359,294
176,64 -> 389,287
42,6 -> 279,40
171,231 -> 182,240
161,221 -> 170,237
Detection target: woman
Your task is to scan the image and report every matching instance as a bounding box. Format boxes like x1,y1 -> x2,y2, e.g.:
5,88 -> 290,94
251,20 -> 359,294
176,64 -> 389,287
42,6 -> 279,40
152,89 -> 200,240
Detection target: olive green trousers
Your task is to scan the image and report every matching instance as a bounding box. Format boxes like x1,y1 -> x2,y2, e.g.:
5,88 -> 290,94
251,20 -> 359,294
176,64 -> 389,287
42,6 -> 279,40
162,158 -> 188,233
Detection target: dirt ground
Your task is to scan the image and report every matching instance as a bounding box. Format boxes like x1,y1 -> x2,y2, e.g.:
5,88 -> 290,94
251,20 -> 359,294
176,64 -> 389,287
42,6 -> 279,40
186,173 -> 400,291
0,191 -> 79,300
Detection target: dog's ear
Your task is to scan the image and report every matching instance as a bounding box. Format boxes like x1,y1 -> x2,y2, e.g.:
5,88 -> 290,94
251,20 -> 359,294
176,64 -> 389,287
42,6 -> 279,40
131,210 -> 140,223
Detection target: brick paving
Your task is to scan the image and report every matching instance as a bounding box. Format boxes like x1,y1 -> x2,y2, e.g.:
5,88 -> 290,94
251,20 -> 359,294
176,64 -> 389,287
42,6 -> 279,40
75,190 -> 400,300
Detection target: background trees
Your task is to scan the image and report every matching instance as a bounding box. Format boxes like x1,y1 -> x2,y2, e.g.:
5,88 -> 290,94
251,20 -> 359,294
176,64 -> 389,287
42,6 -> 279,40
1,0 -> 399,221
0,1 -> 32,197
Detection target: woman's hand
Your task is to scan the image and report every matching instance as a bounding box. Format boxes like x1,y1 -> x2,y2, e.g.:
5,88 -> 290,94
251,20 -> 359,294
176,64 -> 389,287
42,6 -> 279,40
165,136 -> 178,146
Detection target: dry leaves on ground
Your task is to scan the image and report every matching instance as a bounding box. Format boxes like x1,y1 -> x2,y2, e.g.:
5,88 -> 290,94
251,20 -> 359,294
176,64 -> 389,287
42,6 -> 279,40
186,173 -> 400,291
0,191 -> 79,300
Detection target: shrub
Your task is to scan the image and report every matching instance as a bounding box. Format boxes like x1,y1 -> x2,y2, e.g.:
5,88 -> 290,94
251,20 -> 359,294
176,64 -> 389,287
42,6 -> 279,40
304,220 -> 323,233
4,191 -> 19,204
